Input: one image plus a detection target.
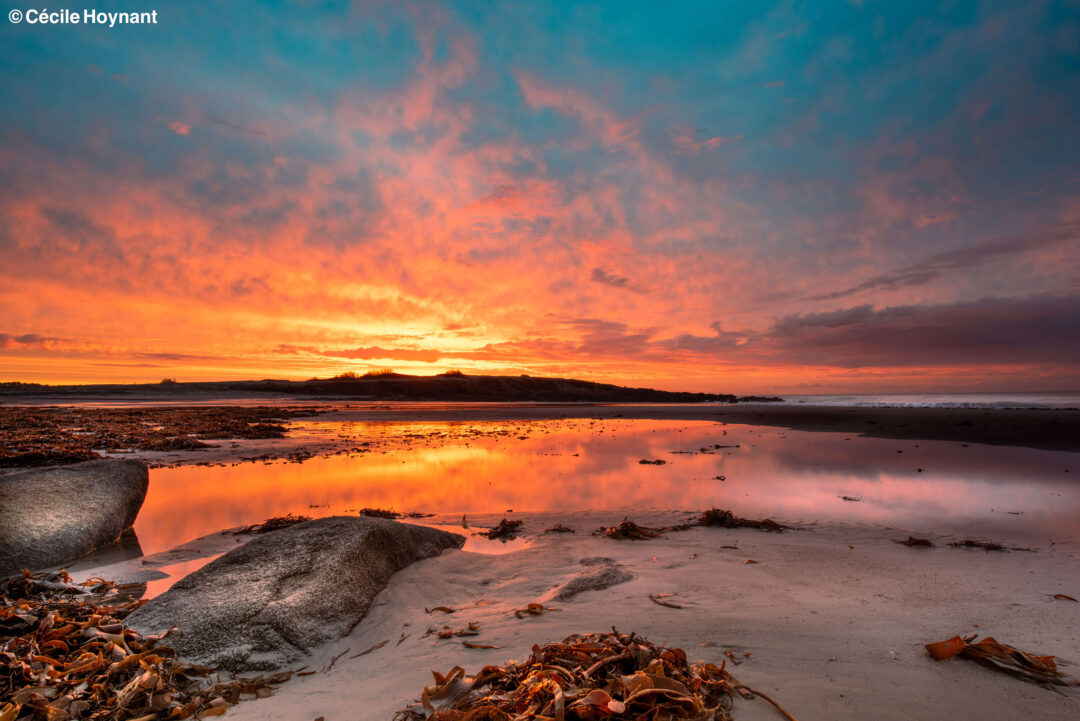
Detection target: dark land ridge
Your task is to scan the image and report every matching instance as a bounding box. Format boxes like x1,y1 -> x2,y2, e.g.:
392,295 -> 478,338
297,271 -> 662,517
0,373 -> 779,404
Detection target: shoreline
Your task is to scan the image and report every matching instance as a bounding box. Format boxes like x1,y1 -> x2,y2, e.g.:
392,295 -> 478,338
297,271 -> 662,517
13,413 -> 1078,720
316,402 -> 1080,453
2,402 -> 1079,464
65,511 -> 1080,721
245,515 -> 1080,721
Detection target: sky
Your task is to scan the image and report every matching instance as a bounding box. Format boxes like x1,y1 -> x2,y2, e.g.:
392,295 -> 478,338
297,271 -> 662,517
1,0 -> 1078,394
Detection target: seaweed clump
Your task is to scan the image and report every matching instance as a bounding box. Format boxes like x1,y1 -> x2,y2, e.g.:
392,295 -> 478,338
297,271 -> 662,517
393,629 -> 797,721
0,570 -> 288,720
359,508 -> 435,519
700,508 -> 787,533
233,513 -> 312,534
359,508 -> 400,519
476,518 -> 523,540
596,519 -> 663,540
0,406 -> 320,468
948,539 -> 1007,552
926,634 -> 1078,688
896,536 -> 935,548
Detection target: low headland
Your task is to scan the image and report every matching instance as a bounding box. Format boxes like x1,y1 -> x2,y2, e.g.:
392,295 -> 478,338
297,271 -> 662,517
0,372 -> 781,404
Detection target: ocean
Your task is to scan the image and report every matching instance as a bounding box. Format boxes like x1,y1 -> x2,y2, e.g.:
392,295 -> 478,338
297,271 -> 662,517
779,392 -> 1080,409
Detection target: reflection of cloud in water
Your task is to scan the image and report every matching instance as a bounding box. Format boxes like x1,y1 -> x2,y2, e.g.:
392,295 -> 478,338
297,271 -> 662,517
133,419 -> 1080,556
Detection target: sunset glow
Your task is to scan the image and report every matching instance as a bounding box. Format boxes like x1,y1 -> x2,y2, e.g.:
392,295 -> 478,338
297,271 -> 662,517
3,1 -> 1079,393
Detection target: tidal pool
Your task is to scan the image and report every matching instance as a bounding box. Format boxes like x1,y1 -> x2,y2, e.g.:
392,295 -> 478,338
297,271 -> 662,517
123,417 -> 1079,560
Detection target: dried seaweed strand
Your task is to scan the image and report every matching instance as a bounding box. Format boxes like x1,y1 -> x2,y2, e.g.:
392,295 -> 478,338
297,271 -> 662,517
393,629 -> 797,721
1,571 -> 288,720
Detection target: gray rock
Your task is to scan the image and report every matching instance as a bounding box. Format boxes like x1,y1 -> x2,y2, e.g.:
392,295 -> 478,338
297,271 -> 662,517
0,459 -> 149,577
127,516 -> 464,672
553,562 -> 635,600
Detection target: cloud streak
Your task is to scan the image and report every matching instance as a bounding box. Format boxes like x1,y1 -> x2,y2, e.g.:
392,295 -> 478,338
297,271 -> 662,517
810,223 -> 1080,301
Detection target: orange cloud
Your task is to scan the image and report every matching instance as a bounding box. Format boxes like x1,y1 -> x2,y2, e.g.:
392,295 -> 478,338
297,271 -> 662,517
2,13 -> 1077,395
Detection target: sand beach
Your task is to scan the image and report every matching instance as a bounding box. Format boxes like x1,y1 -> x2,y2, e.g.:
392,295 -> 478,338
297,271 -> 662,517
7,400 -> 1074,721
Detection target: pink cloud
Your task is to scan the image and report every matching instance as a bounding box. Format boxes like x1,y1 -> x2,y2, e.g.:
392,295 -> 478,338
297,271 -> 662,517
915,213 -> 953,228
668,124 -> 741,155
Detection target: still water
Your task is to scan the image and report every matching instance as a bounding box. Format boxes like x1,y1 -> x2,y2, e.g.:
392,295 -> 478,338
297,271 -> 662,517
782,392 -> 1080,409
125,418 -> 1079,561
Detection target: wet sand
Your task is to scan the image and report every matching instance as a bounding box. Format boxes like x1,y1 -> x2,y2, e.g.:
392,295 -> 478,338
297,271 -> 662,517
713,403 -> 1080,453
71,511 -> 1080,721
14,403 -> 1080,719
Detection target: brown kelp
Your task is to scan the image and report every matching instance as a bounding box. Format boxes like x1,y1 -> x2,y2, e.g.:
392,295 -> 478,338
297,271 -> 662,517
925,634 -> 1078,688
0,406 -> 322,468
0,570 -> 287,720
233,514 -> 312,534
476,519 -> 524,540
699,509 -> 787,533
392,629 -> 797,721
895,536 -> 935,548
595,509 -> 789,541
595,520 -> 663,540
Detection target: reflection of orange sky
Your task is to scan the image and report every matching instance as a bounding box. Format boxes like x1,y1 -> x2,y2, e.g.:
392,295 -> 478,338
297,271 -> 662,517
131,420 -> 1080,554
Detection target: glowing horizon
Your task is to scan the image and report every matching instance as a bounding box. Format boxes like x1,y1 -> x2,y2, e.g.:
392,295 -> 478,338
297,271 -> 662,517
2,1 -> 1079,394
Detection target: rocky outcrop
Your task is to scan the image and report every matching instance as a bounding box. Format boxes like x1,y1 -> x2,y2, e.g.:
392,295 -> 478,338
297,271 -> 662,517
127,516 -> 464,671
0,459 -> 149,578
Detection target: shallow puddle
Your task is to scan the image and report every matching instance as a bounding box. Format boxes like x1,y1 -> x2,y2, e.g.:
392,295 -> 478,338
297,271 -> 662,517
124,418 -> 1079,560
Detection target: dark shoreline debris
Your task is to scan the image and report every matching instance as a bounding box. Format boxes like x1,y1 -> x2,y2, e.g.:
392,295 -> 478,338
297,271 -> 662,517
360,508 -> 398,518
474,518 -> 523,540
649,593 -> 683,609
0,570 -> 288,720
0,406 -> 322,468
595,519 -> 663,540
896,536 -> 935,548
896,536 -> 1037,552
423,622 -> 482,640
700,508 -> 787,533
595,508 -> 789,541
232,513 -> 312,534
392,629 -> 799,721
543,523 -> 575,533
950,539 -> 1007,552
949,539 -> 1035,552
926,634 -> 1078,688
638,458 -> 667,465
359,508 -> 435,520
513,603 -> 556,619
